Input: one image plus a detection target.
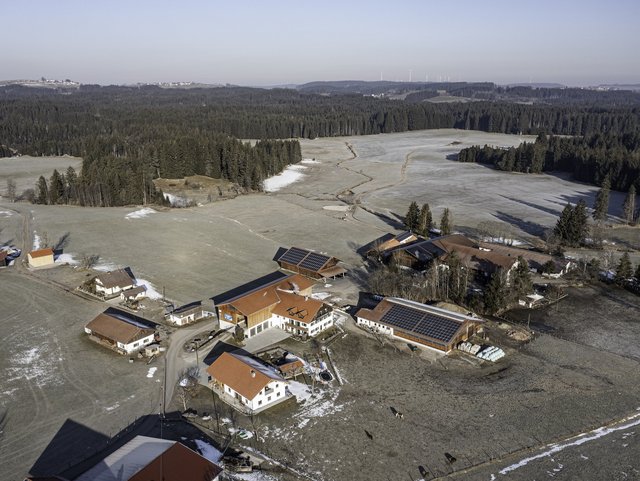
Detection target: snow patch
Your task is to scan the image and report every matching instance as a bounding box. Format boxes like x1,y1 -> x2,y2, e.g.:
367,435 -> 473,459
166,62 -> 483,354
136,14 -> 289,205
0,210 -> 13,217
125,207 -> 157,219
146,367 -> 157,378
94,260 -> 119,272
499,410 -> 640,475
55,253 -> 78,265
33,233 -> 41,250
301,158 -> 321,164
311,292 -> 332,300
194,439 -> 223,462
163,192 -> 190,207
483,236 -> 526,246
323,205 -> 349,212
263,167 -> 306,192
135,279 -> 163,299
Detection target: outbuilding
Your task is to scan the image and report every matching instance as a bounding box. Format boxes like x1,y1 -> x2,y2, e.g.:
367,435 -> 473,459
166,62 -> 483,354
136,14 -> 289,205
27,247 -> 55,268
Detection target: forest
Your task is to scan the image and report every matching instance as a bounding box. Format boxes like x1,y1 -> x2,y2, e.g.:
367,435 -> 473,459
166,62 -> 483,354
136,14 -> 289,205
457,131 -> 640,191
1,83 -> 639,205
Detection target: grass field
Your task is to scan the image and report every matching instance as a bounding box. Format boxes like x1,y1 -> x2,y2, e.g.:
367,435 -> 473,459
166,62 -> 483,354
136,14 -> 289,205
1,129 -> 639,480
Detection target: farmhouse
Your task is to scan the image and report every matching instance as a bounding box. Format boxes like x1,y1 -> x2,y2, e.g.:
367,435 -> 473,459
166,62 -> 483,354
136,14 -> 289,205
94,268 -> 136,297
274,246 -> 347,280
213,271 -> 335,339
166,300 -> 211,326
207,351 -> 289,413
84,307 -> 157,355
72,435 -> 222,481
355,297 -> 482,353
28,247 -> 55,267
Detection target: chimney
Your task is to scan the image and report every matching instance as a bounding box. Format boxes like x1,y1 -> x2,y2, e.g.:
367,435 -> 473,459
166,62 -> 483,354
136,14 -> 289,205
250,369 -> 256,378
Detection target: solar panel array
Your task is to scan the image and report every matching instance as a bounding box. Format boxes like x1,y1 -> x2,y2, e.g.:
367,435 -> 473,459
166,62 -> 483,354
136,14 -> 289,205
278,247 -> 330,272
278,247 -> 309,265
380,304 -> 464,343
299,252 -> 330,271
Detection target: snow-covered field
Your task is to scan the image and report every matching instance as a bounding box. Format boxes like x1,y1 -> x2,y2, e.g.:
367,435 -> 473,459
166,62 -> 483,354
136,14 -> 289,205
262,164 -> 307,192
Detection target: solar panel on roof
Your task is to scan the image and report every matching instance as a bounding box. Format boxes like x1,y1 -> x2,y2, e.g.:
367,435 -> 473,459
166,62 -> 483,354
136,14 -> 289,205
412,313 -> 463,342
278,247 -> 309,265
380,304 -> 423,331
299,252 -> 330,271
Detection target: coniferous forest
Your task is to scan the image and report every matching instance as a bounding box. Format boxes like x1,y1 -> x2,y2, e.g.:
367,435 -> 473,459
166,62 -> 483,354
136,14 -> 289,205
1,82 -> 639,206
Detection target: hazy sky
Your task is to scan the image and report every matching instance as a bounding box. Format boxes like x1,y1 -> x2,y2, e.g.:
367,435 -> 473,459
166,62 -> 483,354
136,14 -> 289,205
3,0 -> 639,86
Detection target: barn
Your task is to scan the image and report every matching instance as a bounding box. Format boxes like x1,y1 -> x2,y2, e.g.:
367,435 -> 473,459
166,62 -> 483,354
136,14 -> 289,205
355,297 -> 482,353
274,246 -> 346,280
84,307 -> 157,355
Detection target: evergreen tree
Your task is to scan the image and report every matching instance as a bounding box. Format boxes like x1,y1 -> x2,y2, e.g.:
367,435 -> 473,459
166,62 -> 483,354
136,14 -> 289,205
440,208 -> 452,235
65,166 -> 78,203
615,252 -> 633,283
35,176 -> 49,205
622,184 -> 636,225
569,199 -> 589,246
417,203 -> 433,237
49,169 -> 65,204
404,201 -> 420,231
635,263 -> 640,282
592,174 -> 611,221
511,256 -> 533,299
484,269 -> 508,314
554,201 -> 588,246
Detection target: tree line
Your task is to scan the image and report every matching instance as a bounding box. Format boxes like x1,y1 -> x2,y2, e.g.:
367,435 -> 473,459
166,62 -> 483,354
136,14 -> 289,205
457,131 -> 640,192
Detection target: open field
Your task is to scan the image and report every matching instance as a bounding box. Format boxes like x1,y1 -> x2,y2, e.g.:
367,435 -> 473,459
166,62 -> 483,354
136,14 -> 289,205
0,155 -> 82,197
0,271 -> 165,481
224,311 -> 640,481
1,129 -> 639,480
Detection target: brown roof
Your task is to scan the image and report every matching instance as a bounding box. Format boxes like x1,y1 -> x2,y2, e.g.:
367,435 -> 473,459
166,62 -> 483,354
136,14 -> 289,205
229,287 -> 281,317
430,235 -> 517,272
477,242 -> 562,271
129,442 -> 222,481
222,274 -> 317,317
271,291 -> 324,324
29,247 -> 54,258
278,359 -> 305,375
85,312 -> 155,345
318,265 -> 348,278
207,352 -> 283,400
95,268 -> 135,290
120,285 -> 147,298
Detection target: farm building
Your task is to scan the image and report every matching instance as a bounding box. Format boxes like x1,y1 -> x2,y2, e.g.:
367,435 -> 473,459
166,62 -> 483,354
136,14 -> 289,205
84,307 -> 157,355
94,268 -> 136,297
72,435 -> 222,481
166,300 -> 212,326
355,297 -> 483,353
120,285 -> 147,302
274,246 -> 347,280
364,232 -> 573,279
27,247 -> 55,267
207,351 -> 289,414
212,271 -> 335,339
361,231 -> 418,258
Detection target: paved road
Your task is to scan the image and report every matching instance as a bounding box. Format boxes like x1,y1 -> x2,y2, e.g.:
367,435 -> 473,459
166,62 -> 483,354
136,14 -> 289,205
163,320 -> 221,410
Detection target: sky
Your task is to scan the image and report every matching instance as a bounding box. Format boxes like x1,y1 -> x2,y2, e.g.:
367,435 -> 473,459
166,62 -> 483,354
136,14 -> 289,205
2,0 -> 639,86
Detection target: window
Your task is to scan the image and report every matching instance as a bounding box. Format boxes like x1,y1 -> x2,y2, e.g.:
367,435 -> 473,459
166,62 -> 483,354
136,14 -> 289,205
133,342 -> 139,347
277,391 -> 281,397
268,396 -> 271,402
258,400 -> 262,405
